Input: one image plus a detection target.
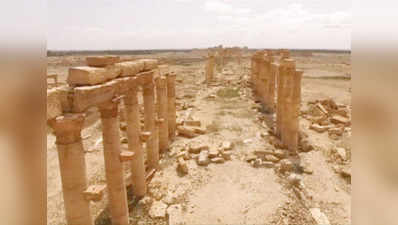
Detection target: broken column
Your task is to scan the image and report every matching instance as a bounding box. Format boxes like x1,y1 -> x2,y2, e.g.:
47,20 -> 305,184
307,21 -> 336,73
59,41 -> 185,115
276,59 -> 291,138
98,99 -> 129,225
257,54 -> 267,105
49,114 -> 93,225
124,78 -> 147,197
206,54 -> 215,83
166,72 -> 177,140
156,76 -> 169,152
263,51 -> 274,111
143,73 -> 158,170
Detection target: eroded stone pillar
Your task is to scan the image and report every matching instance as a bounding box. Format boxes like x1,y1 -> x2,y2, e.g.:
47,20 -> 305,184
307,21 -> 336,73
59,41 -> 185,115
257,56 -> 266,105
124,79 -> 147,197
167,72 -> 177,140
49,114 -> 93,225
269,61 -> 278,113
284,68 -> 303,151
143,78 -> 158,170
263,52 -> 274,111
276,59 -> 293,138
156,77 -> 169,152
98,100 -> 129,225
279,59 -> 297,151
206,55 -> 215,83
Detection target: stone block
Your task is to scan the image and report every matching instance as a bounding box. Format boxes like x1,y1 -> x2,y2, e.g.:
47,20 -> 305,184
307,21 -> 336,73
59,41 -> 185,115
138,59 -> 158,71
86,55 -> 120,67
67,66 -> 121,86
47,88 -> 62,120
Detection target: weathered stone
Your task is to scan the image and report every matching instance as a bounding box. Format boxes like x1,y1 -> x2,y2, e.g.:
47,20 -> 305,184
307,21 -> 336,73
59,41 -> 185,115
300,139 -> 314,152
315,103 -> 328,115
149,201 -> 167,218
177,126 -> 198,138
221,141 -> 233,150
188,143 -> 209,154
47,89 -> 62,120
138,59 -> 158,71
211,157 -> 225,164
138,196 -> 153,208
310,208 -> 331,225
309,124 -> 329,133
287,173 -> 302,187
68,66 -> 121,86
83,184 -> 106,202
246,153 -> 257,162
333,147 -> 347,161
328,127 -> 344,136
330,115 -> 350,126
115,61 -> 144,77
184,120 -> 201,127
279,159 -> 293,174
208,149 -> 219,158
264,155 -> 280,162
273,149 -> 287,159
197,151 -> 210,166
220,150 -> 232,160
177,158 -> 188,175
193,127 -> 207,135
120,137 -> 128,144
86,56 -> 119,67
253,149 -> 274,157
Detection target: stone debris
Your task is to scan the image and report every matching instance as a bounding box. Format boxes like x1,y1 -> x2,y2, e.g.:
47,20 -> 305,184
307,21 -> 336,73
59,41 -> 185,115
220,150 -> 232,160
300,138 -> 314,152
188,143 -> 209,154
333,147 -> 347,161
245,153 -> 257,162
197,151 -> 210,166
138,196 -> 153,208
208,149 -> 219,158
184,120 -> 201,127
149,201 -> 168,219
279,159 -> 294,174
83,184 -> 106,202
177,126 -> 198,138
309,124 -> 330,133
221,141 -> 234,150
310,208 -> 331,225
193,127 -> 207,135
287,173 -> 302,187
330,115 -> 351,126
264,155 -> 280,163
211,157 -> 225,164
177,158 -> 188,175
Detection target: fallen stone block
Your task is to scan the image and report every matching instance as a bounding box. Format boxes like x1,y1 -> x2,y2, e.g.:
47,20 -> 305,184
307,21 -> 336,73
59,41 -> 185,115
177,158 -> 188,175
331,115 -> 351,126
177,126 -> 198,138
208,149 -> 219,158
264,155 -> 280,163
197,151 -> 210,166
193,127 -> 207,135
315,103 -> 328,115
221,141 -> 234,150
184,120 -> 201,127
83,184 -> 106,202
220,150 -> 232,160
211,157 -> 225,164
309,124 -> 330,133
188,143 -> 209,154
86,55 -> 120,67
328,127 -> 344,136
333,147 -> 347,161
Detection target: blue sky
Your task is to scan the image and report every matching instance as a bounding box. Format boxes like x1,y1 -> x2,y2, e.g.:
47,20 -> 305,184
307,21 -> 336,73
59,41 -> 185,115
47,0 -> 352,50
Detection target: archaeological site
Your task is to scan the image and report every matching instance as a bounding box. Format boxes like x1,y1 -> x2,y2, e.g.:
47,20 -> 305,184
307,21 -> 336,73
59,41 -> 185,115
46,2 -> 351,225
47,47 -> 351,225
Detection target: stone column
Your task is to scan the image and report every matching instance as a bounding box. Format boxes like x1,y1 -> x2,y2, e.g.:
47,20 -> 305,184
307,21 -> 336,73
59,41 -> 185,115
276,59 -> 293,139
279,59 -> 297,150
269,61 -> 278,113
156,77 -> 169,152
263,53 -> 274,111
167,72 -> 177,140
206,55 -> 215,83
143,79 -> 158,170
49,114 -> 93,225
284,69 -> 303,151
98,100 -> 129,225
124,79 -> 146,197
257,56 -> 266,105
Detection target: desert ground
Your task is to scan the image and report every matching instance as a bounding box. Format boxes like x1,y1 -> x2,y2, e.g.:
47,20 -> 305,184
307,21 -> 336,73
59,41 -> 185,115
47,50 -> 351,225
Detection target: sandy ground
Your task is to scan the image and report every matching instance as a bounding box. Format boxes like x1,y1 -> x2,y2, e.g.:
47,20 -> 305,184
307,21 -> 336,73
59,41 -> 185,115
47,51 -> 351,225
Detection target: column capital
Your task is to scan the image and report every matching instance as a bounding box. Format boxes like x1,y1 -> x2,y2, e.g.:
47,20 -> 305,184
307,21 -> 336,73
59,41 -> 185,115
98,98 -> 120,118
49,113 -> 85,145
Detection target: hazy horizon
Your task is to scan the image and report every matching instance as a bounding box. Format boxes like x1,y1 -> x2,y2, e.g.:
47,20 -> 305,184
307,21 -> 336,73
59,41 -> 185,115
48,0 -> 351,50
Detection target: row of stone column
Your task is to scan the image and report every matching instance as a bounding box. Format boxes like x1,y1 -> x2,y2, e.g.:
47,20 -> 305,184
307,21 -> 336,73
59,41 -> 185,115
250,51 -> 302,152
49,71 -> 177,225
